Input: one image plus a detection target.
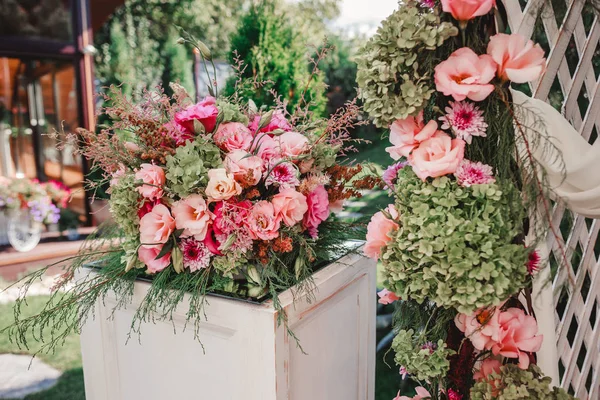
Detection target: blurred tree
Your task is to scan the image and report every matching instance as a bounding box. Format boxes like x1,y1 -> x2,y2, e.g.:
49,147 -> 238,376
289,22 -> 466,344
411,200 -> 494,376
288,0 -> 341,47
225,0 -> 326,116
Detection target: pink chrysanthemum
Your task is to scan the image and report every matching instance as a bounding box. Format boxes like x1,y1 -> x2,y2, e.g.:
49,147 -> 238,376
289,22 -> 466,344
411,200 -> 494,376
216,230 -> 253,254
455,160 -> 495,187
382,162 -> 408,192
527,250 -> 541,275
264,162 -> 300,189
180,238 -> 211,272
439,101 -> 487,144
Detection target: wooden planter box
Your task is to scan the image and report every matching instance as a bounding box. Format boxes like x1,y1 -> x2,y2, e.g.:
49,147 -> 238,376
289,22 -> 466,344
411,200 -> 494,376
79,248 -> 376,400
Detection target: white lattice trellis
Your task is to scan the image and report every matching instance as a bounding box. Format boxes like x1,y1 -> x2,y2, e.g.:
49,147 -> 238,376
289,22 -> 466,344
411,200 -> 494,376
502,0 -> 600,398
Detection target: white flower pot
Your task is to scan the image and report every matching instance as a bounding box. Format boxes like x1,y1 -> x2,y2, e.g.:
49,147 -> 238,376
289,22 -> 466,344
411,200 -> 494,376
79,248 -> 376,400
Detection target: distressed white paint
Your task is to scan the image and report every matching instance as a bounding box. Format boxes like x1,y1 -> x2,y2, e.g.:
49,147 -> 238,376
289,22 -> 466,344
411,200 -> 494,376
79,250 -> 376,400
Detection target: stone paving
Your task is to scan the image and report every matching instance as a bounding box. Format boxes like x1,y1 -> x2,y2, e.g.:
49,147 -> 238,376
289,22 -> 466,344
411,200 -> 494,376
0,354 -> 61,399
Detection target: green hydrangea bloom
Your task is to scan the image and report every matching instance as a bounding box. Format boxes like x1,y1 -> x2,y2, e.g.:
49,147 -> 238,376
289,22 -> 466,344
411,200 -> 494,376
470,364 -> 576,400
392,329 -> 454,382
109,173 -> 141,237
217,100 -> 249,125
356,0 -> 458,127
165,137 -> 222,197
382,168 -> 528,313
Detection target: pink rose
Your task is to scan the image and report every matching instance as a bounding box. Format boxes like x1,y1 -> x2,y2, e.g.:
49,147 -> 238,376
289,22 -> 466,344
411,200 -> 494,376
248,201 -> 281,240
303,185 -> 330,238
172,195 -> 213,241
224,150 -> 263,186
455,307 -> 501,351
487,33 -> 546,83
205,168 -> 242,201
213,122 -> 253,152
490,308 -> 543,369
138,245 -> 171,274
394,387 -> 432,400
252,134 -> 280,166
139,203 -> 176,246
409,132 -> 465,180
135,164 -> 165,200
174,96 -> 218,134
248,110 -> 292,133
364,205 -> 399,259
272,188 -> 308,227
434,48 -> 497,102
377,288 -> 400,305
441,0 -> 495,23
277,132 -> 309,158
203,225 -> 223,256
473,358 -> 502,381
386,111 -> 438,159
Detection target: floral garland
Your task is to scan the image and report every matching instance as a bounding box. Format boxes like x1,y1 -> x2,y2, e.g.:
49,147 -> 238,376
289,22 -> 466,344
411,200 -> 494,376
0,177 -> 66,224
360,0 -> 574,399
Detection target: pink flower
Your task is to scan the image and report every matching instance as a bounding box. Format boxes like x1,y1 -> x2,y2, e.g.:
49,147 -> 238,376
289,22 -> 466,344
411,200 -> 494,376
329,199 -> 345,213
179,237 -> 211,272
212,200 -> 252,236
378,288 -> 400,304
386,111 -> 438,159
124,141 -> 141,152
248,201 -> 281,240
434,48 -> 497,102
473,358 -> 502,381
139,204 -> 175,246
303,185 -> 330,238
364,205 -> 399,259
447,389 -> 463,400
224,150 -> 263,186
174,96 -> 218,134
277,132 -> 309,158
264,162 -> 300,189
439,101 -> 487,144
441,0 -> 495,23
394,386 -> 432,400
455,307 -> 501,351
409,132 -> 465,180
399,366 -> 408,379
454,160 -> 495,186
272,188 -> 308,227
487,33 -> 546,83
205,168 -> 242,201
172,195 -> 213,241
527,250 -> 541,275
203,225 -> 223,256
109,166 -> 126,188
138,245 -> 171,274
248,110 -> 292,133
382,162 -> 408,192
490,308 -> 543,369
135,164 -> 165,200
163,121 -> 194,146
137,199 -> 160,219
213,122 -> 253,152
252,134 -> 280,166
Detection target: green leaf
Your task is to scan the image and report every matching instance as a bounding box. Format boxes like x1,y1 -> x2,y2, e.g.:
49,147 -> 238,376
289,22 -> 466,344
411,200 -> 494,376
155,240 -> 174,260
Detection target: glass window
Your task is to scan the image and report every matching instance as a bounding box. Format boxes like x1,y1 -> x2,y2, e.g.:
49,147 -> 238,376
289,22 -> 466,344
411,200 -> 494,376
0,0 -> 73,43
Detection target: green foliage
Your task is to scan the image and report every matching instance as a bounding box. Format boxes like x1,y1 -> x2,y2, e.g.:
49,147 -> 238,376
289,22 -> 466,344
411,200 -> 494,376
355,0 -> 458,127
470,364 -> 575,400
392,329 -> 454,382
381,168 -> 529,313
225,0 -> 326,116
164,137 -> 223,198
161,30 -> 194,98
109,173 -> 141,237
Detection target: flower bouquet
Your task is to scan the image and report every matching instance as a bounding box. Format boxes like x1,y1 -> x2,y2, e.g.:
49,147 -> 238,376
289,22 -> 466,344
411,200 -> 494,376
359,1 -> 574,399
0,177 -> 63,225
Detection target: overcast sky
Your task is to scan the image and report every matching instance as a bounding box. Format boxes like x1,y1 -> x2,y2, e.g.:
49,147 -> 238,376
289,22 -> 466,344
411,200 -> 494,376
332,0 -> 398,34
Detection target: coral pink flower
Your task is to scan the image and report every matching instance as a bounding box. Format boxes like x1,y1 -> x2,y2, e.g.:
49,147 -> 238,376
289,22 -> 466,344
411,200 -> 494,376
441,0 -> 495,24
277,132 -> 309,158
179,237 -> 211,271
252,134 -> 280,167
212,200 -> 252,236
163,121 -> 194,146
137,199 -> 160,219
473,358 -> 502,381
487,33 -> 546,83
139,204 -> 175,246
455,307 -> 501,351
387,112 -> 439,160
248,201 -> 281,240
224,150 -> 263,186
264,162 -> 300,189
439,101 -> 487,144
174,96 -> 218,134
409,132 -> 465,180
272,188 -> 308,227
454,160 -> 495,186
394,386 -> 432,400
364,205 -> 399,259
172,195 -> 213,241
434,48 -> 497,102
248,110 -> 292,133
135,164 -> 165,200
378,288 -> 400,304
213,122 -> 253,152
303,185 -> 330,238
110,165 -> 126,188
382,162 -> 408,192
138,245 -> 171,273
205,168 -> 242,201
490,308 -> 543,369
